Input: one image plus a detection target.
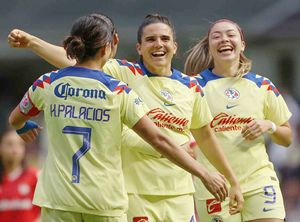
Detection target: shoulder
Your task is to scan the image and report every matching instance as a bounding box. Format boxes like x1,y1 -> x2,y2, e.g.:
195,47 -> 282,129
242,72 -> 280,97
22,167 -> 39,181
105,59 -> 144,75
171,69 -> 204,96
195,69 -> 223,88
31,70 -> 59,92
100,72 -> 133,94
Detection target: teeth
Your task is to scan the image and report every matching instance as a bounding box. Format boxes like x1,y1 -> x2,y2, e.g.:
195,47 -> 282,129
152,52 -> 165,56
218,47 -> 232,52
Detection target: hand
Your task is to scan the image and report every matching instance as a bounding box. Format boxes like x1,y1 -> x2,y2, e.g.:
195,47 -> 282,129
8,29 -> 33,48
202,172 -> 228,202
181,140 -> 198,159
228,184 -> 244,215
241,119 -> 272,140
16,120 -> 43,143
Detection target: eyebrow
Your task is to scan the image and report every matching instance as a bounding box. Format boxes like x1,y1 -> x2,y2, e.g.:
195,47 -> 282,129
144,34 -> 171,38
211,29 -> 237,35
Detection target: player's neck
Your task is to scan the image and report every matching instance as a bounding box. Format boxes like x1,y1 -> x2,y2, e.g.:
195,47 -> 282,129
4,164 -> 22,178
76,59 -> 105,71
213,60 -> 239,77
143,62 -> 172,76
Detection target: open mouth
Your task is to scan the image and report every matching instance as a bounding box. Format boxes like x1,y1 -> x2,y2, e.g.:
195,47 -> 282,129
218,46 -> 233,53
151,51 -> 166,57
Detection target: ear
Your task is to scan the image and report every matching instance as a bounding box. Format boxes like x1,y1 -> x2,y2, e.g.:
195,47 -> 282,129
173,41 -> 178,55
241,40 -> 246,52
136,42 -> 142,56
113,33 -> 119,46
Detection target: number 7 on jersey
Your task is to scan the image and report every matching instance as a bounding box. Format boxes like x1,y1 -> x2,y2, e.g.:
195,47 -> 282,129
62,126 -> 92,183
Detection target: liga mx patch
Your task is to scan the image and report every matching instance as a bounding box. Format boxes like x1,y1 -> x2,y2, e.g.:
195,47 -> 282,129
206,198 -> 222,214
133,216 -> 148,222
19,92 -> 39,116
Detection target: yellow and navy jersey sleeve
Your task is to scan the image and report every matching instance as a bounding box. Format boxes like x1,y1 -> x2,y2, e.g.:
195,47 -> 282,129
19,70 -> 59,116
263,79 -> 292,125
104,59 -> 144,84
120,87 -> 149,128
190,81 -> 212,129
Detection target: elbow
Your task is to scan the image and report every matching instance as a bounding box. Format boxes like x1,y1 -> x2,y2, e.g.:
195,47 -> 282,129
282,138 -> 292,147
8,111 -> 22,129
278,135 -> 292,147
8,113 -> 16,127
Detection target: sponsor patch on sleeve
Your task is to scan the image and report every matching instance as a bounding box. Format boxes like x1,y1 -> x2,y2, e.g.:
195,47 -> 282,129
19,92 -> 40,116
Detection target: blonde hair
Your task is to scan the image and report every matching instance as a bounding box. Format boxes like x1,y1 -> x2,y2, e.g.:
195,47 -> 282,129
184,19 -> 252,77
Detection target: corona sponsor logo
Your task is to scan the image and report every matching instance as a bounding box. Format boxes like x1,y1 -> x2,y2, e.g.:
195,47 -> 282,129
210,112 -> 253,128
54,82 -> 106,100
147,108 -> 189,127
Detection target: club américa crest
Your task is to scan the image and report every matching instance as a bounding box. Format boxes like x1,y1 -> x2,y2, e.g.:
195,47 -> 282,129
224,88 -> 239,100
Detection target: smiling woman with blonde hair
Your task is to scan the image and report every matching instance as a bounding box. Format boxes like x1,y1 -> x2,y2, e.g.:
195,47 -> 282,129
185,19 -> 292,222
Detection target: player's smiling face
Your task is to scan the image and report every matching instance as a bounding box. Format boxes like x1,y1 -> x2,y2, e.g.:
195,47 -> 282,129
136,23 -> 177,75
209,21 -> 245,64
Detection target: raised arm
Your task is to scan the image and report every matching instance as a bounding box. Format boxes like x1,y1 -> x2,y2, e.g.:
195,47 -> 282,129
132,115 -> 229,203
191,125 -> 244,215
8,29 -> 75,68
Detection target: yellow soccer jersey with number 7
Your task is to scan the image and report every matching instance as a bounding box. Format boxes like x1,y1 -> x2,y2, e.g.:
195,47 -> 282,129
18,66 -> 148,216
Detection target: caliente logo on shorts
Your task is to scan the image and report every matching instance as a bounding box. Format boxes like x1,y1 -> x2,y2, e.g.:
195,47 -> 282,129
206,198 -> 222,214
133,216 -> 148,222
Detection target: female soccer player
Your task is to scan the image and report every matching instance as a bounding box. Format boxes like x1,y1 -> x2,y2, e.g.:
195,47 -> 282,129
8,14 -> 243,221
184,19 -> 292,222
0,128 -> 40,222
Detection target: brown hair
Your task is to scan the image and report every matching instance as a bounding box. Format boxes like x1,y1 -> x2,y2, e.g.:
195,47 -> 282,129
63,13 -> 116,63
184,19 -> 251,76
137,13 -> 176,44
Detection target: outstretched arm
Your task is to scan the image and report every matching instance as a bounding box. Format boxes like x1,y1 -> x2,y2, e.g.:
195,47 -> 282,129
8,29 -> 74,68
132,115 -> 229,203
191,125 -> 244,215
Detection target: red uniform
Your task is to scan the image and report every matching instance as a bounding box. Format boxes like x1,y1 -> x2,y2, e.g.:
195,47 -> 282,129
0,167 -> 40,222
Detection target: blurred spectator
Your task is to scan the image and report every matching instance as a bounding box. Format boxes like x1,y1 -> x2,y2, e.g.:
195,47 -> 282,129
268,92 -> 300,171
281,167 -> 300,222
0,128 -> 40,222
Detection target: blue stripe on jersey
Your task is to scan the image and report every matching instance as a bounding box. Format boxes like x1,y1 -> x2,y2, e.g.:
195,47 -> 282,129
32,66 -> 132,94
195,69 -> 223,88
116,59 -> 144,76
243,72 -> 280,97
138,61 -> 204,96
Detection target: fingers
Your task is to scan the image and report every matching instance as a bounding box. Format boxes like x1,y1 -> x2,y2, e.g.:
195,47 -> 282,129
8,29 -> 20,47
7,29 -> 30,48
229,188 -> 244,215
241,121 -> 262,140
19,129 -> 40,143
229,196 -> 243,215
